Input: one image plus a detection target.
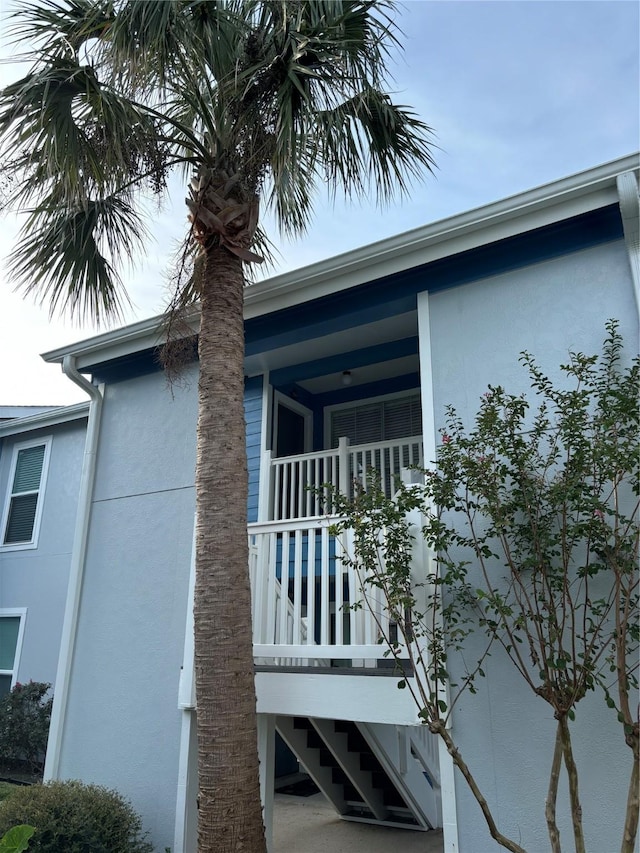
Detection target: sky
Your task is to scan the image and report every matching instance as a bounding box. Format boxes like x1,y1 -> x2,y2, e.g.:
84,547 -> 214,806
0,0 -> 638,406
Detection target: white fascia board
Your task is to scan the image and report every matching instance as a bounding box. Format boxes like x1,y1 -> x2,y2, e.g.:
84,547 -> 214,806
41,314 -> 183,371
0,402 -> 90,438
41,153 -> 638,371
244,154 -> 638,317
245,185 -> 620,318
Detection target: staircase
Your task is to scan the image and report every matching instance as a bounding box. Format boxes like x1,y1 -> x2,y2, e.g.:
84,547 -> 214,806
275,716 -> 441,831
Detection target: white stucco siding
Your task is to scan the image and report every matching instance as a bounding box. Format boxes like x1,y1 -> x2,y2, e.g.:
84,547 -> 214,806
418,238 -> 637,852
57,370 -> 198,851
0,420 -> 86,688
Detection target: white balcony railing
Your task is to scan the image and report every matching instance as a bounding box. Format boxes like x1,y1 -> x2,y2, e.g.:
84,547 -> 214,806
249,516 -> 410,666
266,435 -> 423,521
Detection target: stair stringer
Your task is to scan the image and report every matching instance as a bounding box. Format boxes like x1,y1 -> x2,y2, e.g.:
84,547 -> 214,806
274,716 -> 347,816
357,721 -> 442,829
309,718 -> 389,822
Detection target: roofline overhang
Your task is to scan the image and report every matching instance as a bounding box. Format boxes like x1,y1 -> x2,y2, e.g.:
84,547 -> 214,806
41,152 -> 639,371
0,401 -> 90,438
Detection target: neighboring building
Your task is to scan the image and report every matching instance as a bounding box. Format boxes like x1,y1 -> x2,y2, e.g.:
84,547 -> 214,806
0,406 -> 59,423
23,153 -> 640,852
0,404 -> 89,696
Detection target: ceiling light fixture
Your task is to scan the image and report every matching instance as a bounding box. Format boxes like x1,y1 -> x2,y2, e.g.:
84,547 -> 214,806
342,370 -> 352,386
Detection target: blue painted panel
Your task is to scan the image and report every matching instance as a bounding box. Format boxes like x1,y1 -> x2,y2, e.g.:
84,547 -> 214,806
244,376 -> 263,523
87,209 -> 622,386
316,373 -> 421,410
244,207 -> 623,357
270,337 -> 419,388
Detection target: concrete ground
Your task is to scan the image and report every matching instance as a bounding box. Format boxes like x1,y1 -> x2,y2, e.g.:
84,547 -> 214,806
273,792 -> 444,853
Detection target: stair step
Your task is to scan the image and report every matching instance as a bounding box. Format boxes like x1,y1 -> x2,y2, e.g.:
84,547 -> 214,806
318,748 -> 334,768
342,812 -> 423,830
293,717 -> 313,731
359,751 -> 380,772
306,730 -> 323,749
343,782 -> 365,804
277,715 -> 438,832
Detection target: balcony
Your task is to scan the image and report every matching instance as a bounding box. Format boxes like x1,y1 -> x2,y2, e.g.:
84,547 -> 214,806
251,435 -> 423,668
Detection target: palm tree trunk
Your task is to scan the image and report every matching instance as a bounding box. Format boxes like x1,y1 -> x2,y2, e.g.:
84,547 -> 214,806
194,243 -> 266,853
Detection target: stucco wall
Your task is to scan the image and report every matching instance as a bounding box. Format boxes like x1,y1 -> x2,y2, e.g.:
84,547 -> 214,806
57,365 -> 267,850
58,368 -> 199,850
0,419 -> 86,687
420,239 -> 637,852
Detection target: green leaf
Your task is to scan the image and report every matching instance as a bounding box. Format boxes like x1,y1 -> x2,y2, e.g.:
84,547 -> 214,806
397,679 -> 406,689
0,825 -> 35,853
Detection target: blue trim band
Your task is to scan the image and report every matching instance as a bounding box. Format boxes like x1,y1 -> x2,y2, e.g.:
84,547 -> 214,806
89,205 -> 623,385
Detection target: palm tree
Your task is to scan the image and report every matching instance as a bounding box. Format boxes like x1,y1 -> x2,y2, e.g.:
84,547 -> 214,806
0,2 -> 435,850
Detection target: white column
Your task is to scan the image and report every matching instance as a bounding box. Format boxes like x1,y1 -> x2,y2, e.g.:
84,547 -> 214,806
418,291 -> 459,852
257,713 -> 276,853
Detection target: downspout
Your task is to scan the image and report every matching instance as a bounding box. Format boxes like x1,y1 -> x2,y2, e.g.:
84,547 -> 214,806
44,356 -> 104,780
616,169 -> 640,323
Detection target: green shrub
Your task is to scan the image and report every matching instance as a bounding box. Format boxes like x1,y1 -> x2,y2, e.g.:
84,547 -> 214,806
0,781 -> 153,853
0,684 -> 52,774
0,787 -> 17,805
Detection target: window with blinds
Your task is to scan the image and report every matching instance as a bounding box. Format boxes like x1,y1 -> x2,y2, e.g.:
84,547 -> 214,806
330,393 -> 422,447
1,439 -> 50,548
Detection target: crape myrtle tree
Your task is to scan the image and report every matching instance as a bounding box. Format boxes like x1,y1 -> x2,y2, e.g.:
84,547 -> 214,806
0,2 -> 435,850
331,322 -> 639,853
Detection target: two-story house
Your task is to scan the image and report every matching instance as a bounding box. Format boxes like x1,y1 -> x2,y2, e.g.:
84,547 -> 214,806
15,152 -> 639,852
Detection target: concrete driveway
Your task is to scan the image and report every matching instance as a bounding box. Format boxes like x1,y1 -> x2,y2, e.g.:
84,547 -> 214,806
273,793 -> 444,853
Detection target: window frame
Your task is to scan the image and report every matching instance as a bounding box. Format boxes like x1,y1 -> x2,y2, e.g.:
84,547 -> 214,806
0,608 -> 27,693
0,436 -> 52,552
272,390 -> 313,458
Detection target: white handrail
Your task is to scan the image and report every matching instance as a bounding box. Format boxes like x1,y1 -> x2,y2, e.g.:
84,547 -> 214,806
269,435 -> 423,520
249,518 -> 408,665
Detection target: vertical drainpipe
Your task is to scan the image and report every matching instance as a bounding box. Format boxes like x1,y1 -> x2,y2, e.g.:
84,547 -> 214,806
616,169 -> 640,324
44,356 -> 104,780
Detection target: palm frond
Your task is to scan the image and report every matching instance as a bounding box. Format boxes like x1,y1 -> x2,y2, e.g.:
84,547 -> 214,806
8,194 -> 147,324
1,0 -> 437,325
312,87 -> 436,205
4,0 -> 113,60
97,0 -> 242,97
0,57 -> 172,210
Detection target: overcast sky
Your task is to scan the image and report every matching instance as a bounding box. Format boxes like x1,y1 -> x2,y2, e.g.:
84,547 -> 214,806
0,0 -> 638,406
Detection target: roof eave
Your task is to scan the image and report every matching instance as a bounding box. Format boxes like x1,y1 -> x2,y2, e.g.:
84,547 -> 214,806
41,152 -> 639,371
0,402 -> 91,438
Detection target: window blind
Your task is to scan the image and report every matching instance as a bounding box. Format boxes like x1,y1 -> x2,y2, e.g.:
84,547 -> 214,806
12,445 -> 45,492
330,394 -> 422,447
3,444 -> 46,545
